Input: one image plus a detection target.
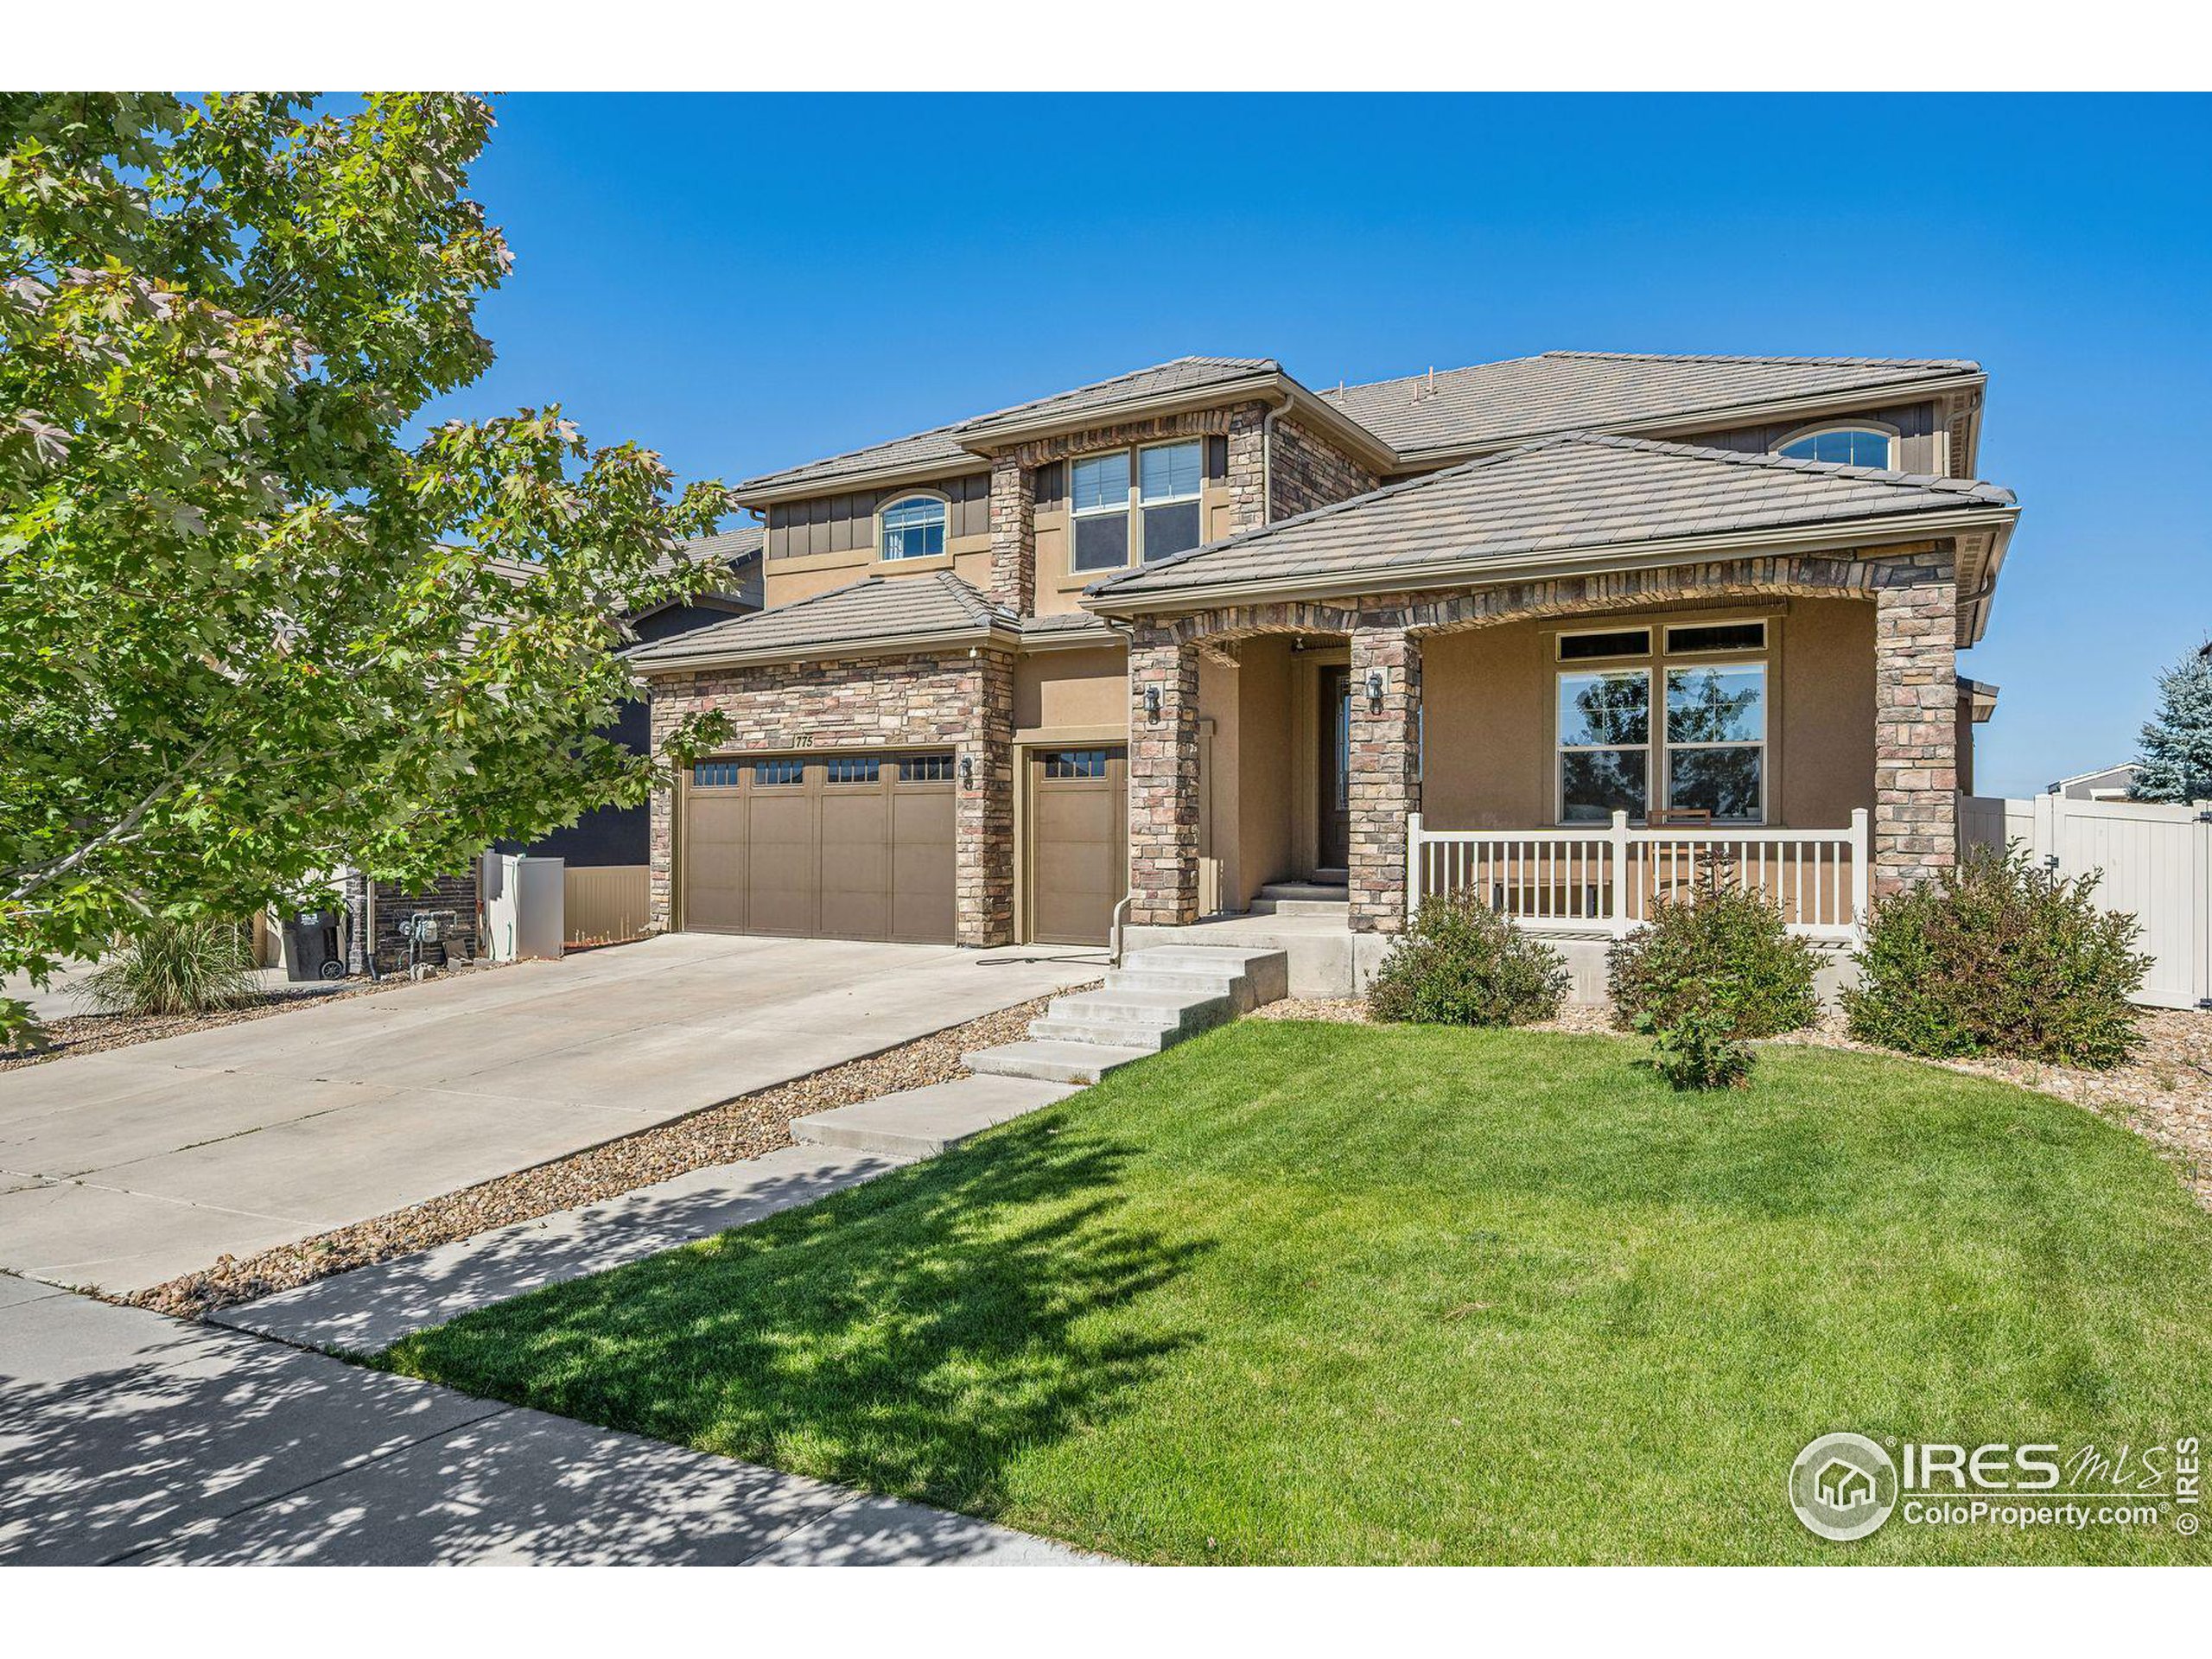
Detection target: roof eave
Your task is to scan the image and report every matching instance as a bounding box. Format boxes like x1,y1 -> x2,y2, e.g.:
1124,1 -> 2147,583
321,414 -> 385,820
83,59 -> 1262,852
1382,372 -> 1992,472
733,452 -> 980,509
627,620 -> 1017,677
1081,504 -> 2021,617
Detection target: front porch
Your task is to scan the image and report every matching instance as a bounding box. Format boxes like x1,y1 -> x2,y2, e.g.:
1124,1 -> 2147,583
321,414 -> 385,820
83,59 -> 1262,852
1116,551 -> 1966,995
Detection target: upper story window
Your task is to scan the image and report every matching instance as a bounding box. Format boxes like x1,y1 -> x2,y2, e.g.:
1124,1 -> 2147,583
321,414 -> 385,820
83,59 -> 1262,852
1777,426 -> 1894,469
878,494 -> 948,561
1070,439 -> 1206,572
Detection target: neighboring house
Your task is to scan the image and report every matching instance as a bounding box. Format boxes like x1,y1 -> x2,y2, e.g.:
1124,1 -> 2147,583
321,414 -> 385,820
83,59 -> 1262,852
627,351 -> 2018,979
346,531 -> 761,971
2050,762 -> 2139,802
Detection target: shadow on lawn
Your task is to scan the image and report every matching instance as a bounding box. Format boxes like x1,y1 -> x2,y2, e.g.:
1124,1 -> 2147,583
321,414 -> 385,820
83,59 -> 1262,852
385,1120 -> 1209,1516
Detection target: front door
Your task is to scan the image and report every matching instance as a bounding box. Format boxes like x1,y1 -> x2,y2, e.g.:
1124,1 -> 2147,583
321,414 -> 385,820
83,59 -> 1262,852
1317,666 -> 1351,870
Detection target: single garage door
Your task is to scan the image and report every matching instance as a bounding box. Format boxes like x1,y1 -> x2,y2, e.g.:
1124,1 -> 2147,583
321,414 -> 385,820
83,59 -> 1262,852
683,752 -> 957,943
1027,745 -> 1128,946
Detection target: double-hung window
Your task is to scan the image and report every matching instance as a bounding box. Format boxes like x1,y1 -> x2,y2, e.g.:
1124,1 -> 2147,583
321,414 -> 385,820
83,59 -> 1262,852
1069,440 -> 1206,572
1554,621 -> 1770,823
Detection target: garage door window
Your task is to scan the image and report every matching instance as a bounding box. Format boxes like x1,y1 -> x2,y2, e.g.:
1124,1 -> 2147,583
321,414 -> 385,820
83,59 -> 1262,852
694,761 -> 743,787
899,753 -> 956,783
753,758 -> 804,786
1043,748 -> 1111,779
824,754 -> 887,784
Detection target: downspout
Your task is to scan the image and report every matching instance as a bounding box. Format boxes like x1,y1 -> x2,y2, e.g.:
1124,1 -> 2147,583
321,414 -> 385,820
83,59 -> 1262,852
1259,391 -> 1294,528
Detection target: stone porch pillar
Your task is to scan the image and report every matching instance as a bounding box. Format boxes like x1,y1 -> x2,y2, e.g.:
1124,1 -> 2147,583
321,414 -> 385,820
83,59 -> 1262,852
956,647 -> 1017,946
1127,623 -> 1202,925
1348,618 -> 1421,932
1872,556 -> 1959,896
987,454 -> 1035,613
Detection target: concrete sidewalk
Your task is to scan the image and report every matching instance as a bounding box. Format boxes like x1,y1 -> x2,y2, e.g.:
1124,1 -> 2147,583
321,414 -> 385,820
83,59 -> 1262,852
0,934 -> 1103,1293
0,1280 -> 1096,1566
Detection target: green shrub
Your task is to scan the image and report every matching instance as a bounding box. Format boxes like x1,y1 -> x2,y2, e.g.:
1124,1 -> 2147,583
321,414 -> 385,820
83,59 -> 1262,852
1607,863 -> 1821,1038
1842,843 -> 2150,1068
1634,988 -> 1755,1090
1366,894 -> 1571,1027
82,917 -> 261,1017
0,995 -> 45,1053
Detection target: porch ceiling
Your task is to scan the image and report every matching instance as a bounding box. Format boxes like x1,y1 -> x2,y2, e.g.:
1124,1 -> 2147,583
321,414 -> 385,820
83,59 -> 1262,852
1084,432 -> 2018,617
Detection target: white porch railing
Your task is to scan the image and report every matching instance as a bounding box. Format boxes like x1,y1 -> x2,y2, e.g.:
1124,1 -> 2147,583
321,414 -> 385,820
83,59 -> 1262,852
1407,808 -> 1871,941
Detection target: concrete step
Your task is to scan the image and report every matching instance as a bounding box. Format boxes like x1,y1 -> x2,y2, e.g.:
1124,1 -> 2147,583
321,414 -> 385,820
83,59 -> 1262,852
1255,880 -> 1350,902
1249,895 -> 1351,916
792,1075 -> 1079,1158
1118,946 -> 1291,1007
1027,1018 -> 1174,1052
963,1039 -> 1154,1086
1043,987 -> 1232,1033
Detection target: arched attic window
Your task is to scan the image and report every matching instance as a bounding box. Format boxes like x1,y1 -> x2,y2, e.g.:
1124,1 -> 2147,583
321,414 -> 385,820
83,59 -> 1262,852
1775,425 -> 1897,469
878,493 -> 949,561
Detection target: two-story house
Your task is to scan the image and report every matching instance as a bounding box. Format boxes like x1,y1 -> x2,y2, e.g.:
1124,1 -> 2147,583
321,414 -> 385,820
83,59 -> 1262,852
629,352 -> 2015,991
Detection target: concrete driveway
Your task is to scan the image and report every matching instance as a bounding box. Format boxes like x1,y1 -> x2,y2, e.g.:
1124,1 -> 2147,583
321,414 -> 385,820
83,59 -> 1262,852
0,934 -> 1101,1293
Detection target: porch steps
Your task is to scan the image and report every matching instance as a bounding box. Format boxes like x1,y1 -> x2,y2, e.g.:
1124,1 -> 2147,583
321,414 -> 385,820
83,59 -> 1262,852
1249,880 -> 1351,917
962,945 -> 1290,1085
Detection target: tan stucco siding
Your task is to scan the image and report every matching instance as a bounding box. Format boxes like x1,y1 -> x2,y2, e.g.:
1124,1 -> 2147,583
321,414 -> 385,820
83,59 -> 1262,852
1419,597 -> 1876,831
1014,646 -> 1128,734
1231,637 -> 1295,904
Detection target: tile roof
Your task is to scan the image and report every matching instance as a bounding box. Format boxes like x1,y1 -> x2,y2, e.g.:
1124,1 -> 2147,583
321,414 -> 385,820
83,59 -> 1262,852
626,569 -> 1012,671
735,356 -> 1278,495
1087,432 -> 2015,605
1319,351 -> 1981,458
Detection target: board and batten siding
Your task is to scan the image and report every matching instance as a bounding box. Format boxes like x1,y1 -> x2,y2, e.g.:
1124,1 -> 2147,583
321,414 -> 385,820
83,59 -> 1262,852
1675,402 -> 1945,475
763,472 -> 992,561
1960,791 -> 2212,1009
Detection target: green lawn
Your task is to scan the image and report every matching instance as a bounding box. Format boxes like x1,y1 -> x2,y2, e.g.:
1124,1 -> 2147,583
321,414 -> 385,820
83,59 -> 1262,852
377,1023 -> 2212,1563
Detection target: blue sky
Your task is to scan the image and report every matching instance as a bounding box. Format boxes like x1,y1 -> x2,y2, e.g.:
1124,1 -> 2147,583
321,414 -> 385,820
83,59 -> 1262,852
431,93 -> 2210,799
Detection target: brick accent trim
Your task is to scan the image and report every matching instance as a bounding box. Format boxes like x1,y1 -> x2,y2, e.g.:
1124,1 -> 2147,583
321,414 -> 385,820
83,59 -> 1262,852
1126,625 -> 1201,925
1347,620 -> 1421,932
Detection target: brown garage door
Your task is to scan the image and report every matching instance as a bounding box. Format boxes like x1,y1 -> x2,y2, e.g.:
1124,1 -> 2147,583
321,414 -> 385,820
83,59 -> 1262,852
683,753 -> 956,943
1027,746 -> 1128,946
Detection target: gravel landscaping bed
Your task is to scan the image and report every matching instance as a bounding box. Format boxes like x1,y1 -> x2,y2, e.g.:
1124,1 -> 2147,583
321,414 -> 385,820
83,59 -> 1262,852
0,957 -> 511,1073
128,983 -> 1094,1321
1256,995 -> 2212,1211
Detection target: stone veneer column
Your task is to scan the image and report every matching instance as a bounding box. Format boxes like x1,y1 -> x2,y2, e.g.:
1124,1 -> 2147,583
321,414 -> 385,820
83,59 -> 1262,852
956,647 -> 1017,946
1347,618 -> 1421,932
1224,402 -> 1270,532
1126,623 -> 1202,925
646,677 -> 685,932
1872,555 -> 1959,896
987,453 -> 1035,613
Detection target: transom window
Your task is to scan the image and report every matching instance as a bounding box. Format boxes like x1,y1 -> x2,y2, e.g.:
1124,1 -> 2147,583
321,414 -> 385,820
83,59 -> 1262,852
1555,623 -> 1770,823
1777,427 -> 1893,469
878,494 -> 948,561
1070,440 -> 1205,572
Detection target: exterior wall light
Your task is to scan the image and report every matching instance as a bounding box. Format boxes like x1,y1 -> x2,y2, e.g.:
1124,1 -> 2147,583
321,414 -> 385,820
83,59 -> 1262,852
1144,684 -> 1162,719
960,754 -> 974,788
1365,667 -> 1386,708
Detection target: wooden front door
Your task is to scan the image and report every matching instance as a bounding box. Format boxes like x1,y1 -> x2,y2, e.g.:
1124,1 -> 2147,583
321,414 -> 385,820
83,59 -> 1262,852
1317,666 -> 1351,870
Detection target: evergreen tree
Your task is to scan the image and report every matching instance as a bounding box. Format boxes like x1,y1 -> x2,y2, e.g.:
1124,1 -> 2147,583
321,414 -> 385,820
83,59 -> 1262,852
2133,644 -> 2212,802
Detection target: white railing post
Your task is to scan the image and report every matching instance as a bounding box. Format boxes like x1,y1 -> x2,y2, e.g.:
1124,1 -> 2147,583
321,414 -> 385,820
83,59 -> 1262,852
1608,809 -> 1631,937
1848,807 -> 1872,935
1406,811 -> 1424,924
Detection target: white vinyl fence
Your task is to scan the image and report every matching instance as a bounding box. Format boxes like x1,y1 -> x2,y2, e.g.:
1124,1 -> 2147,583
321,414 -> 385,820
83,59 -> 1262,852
1959,791 -> 2212,1010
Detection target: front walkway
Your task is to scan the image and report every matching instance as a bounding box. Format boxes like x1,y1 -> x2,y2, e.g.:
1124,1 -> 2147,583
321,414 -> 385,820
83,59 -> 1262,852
0,934 -> 1103,1293
0,1277 -> 1094,1566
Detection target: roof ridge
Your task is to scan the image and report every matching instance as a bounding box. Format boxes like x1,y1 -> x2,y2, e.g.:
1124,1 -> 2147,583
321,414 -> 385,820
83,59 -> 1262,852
1540,349 -> 1981,369
926,567 -> 1019,629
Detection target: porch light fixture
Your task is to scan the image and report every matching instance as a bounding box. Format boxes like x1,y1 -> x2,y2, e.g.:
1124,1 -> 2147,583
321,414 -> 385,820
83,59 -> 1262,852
1144,684 -> 1162,719
1365,667 -> 1386,708
960,754 -> 974,788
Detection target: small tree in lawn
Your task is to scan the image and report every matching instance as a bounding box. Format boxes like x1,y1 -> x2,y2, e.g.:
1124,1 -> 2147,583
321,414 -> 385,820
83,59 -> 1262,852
0,94 -> 731,1046
2133,643 -> 2212,804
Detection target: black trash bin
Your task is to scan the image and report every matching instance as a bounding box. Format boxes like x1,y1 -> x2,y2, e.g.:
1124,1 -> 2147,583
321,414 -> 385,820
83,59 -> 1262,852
282,910 -> 346,982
